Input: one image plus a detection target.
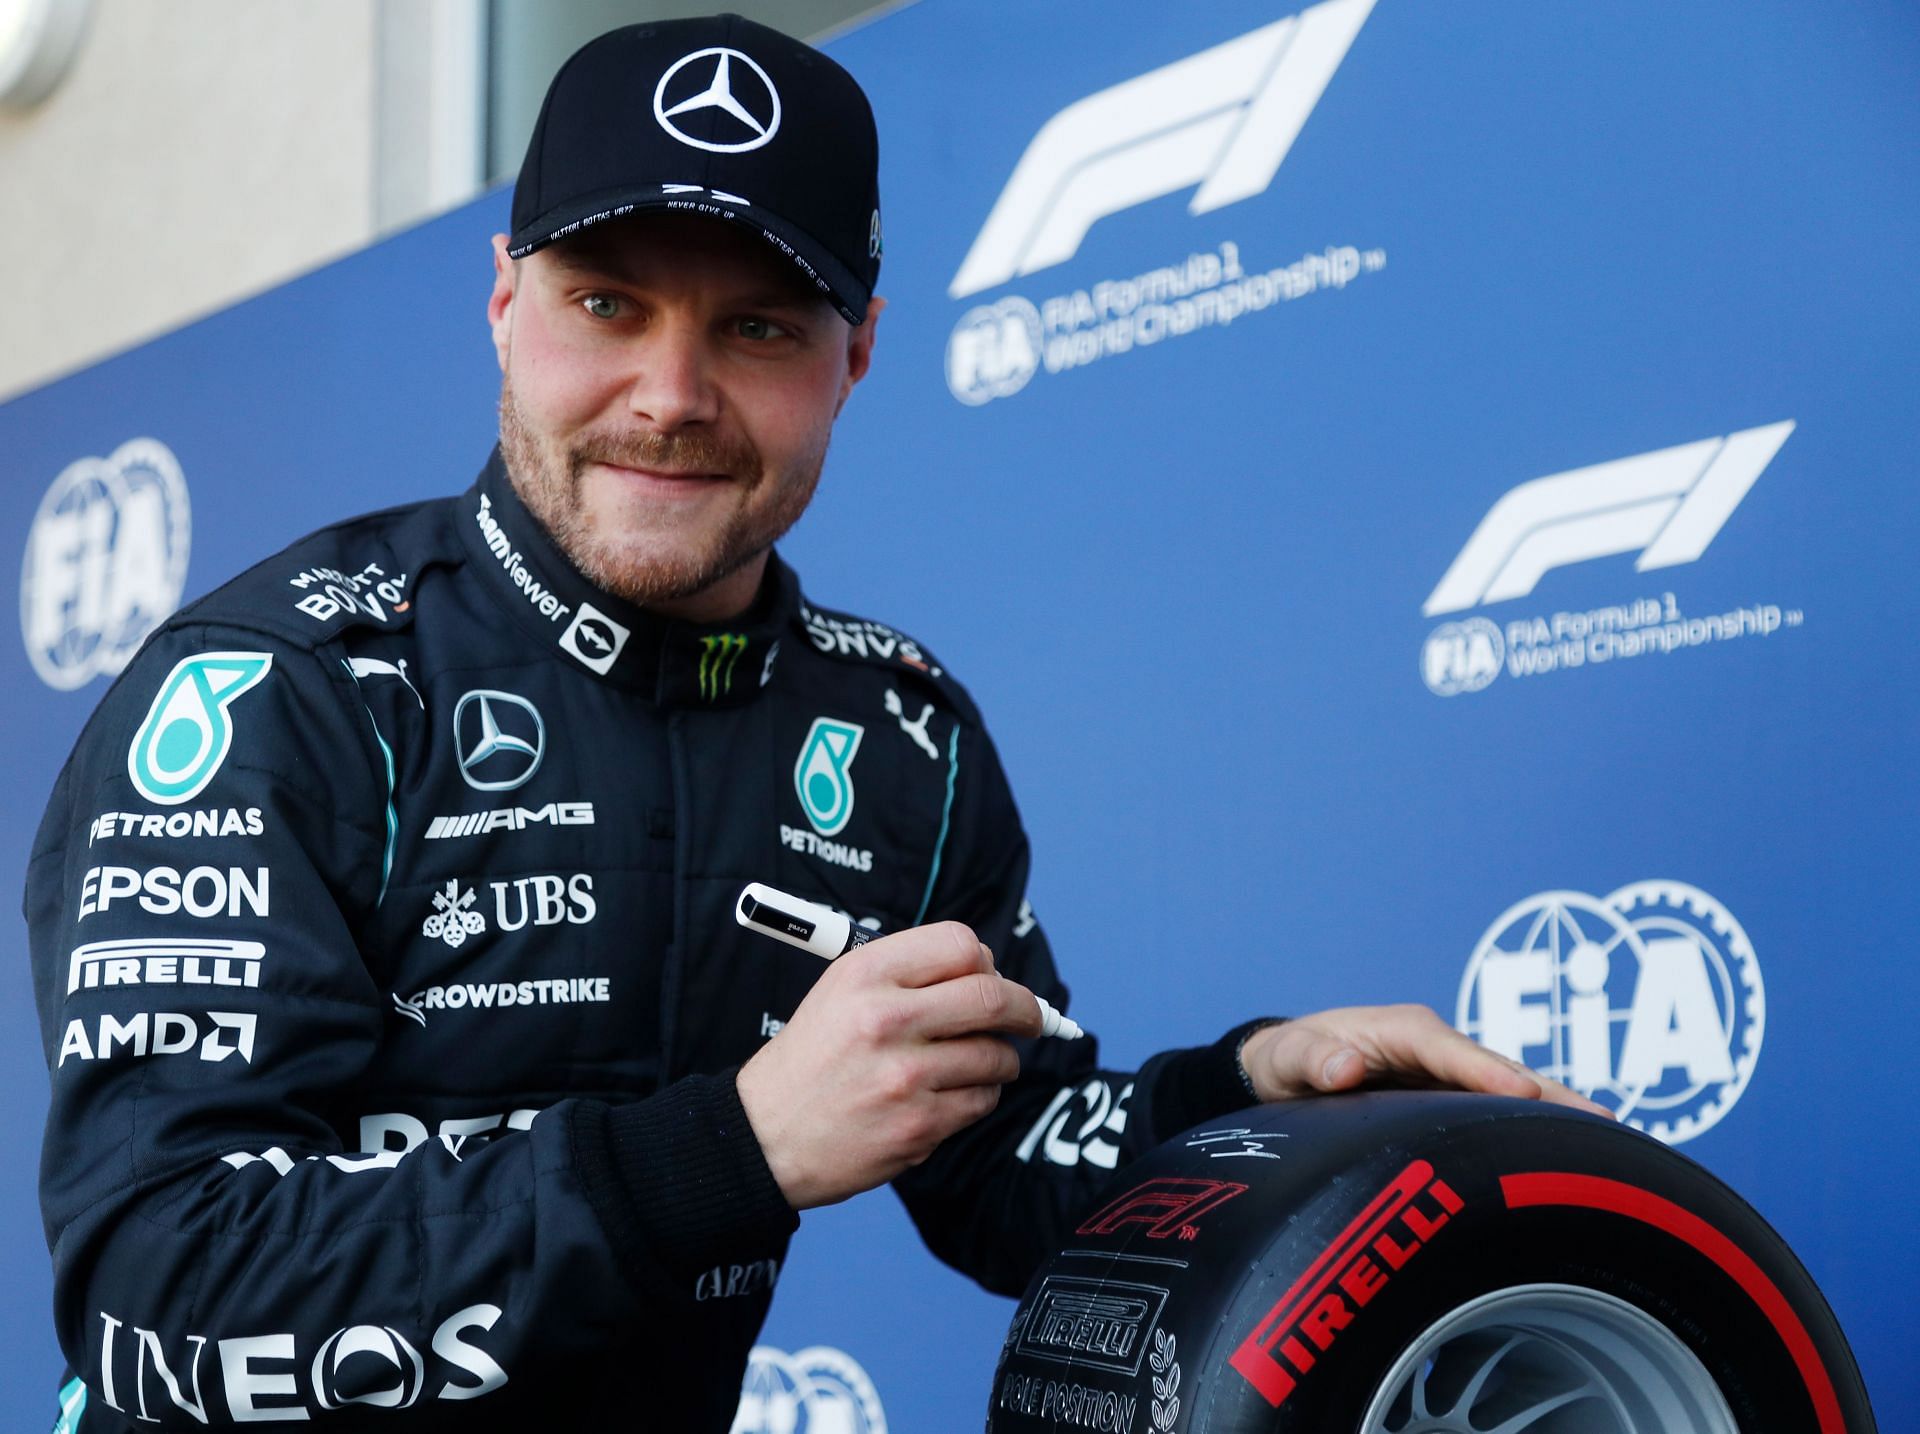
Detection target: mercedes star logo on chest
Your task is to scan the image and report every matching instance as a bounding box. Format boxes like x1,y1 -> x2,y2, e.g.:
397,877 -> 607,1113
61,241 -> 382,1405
455,690 -> 545,792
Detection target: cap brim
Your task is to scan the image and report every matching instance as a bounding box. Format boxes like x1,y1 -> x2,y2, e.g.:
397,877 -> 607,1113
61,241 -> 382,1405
506,186 -> 870,325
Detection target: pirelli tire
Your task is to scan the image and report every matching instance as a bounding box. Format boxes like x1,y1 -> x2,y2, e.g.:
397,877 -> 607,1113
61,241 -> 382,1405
986,1092 -> 1875,1434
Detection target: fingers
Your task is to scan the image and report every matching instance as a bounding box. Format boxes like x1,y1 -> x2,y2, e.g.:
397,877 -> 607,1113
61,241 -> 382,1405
1526,1071 -> 1615,1117
1273,1023 -> 1371,1095
914,971 -> 1047,1040
1382,1010 -> 1544,1098
921,1033 -> 1022,1091
866,921 -> 993,988
1256,1005 -> 1617,1118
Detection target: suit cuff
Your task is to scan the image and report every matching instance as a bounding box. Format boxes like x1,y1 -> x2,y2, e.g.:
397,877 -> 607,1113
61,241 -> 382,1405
570,1071 -> 798,1289
1145,1017 -> 1287,1140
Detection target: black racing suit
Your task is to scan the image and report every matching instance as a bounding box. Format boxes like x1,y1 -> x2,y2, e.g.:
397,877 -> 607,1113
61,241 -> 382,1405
28,453 -> 1266,1429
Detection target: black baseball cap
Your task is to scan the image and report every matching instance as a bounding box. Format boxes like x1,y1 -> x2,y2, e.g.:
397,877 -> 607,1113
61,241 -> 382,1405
508,13 -> 882,324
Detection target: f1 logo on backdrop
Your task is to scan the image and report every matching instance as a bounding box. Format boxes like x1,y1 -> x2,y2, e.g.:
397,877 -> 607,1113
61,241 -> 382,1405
1424,421 -> 1795,616
1420,421 -> 1803,697
1456,881 -> 1764,1145
948,0 -> 1375,300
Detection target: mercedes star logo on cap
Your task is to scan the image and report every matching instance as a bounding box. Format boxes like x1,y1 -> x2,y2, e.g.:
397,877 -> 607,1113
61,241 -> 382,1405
654,47 -> 782,153
507,16 -> 880,323
455,690 -> 546,791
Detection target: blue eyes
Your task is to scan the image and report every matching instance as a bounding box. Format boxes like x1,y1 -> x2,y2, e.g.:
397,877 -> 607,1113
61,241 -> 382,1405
577,296 -> 786,342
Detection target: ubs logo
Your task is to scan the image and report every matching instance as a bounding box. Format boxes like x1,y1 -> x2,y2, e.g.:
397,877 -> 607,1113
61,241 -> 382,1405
454,691 -> 545,791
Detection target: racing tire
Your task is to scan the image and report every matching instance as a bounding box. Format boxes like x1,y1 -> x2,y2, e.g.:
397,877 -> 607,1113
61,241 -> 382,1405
986,1092 -> 1875,1433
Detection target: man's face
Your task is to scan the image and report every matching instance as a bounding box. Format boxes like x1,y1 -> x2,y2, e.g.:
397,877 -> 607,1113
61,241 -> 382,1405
488,214 -> 881,616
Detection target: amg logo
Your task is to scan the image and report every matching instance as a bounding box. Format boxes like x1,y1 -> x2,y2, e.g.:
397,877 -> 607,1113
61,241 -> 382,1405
1017,1276 -> 1168,1377
424,802 -> 595,840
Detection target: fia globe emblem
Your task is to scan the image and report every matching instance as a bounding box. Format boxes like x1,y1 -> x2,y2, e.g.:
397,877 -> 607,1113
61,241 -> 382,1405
733,1345 -> 887,1434
1421,616 -> 1502,696
127,653 -> 274,806
946,297 -> 1042,406
21,437 -> 191,690
794,718 -> 864,836
1455,881 -> 1764,1144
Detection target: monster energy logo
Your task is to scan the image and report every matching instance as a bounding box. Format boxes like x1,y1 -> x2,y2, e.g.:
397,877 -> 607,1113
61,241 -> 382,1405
698,633 -> 748,700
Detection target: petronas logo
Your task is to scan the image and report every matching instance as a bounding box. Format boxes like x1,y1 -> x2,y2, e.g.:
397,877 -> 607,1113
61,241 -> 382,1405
127,652 -> 274,805
698,633 -> 748,700
794,718 -> 864,836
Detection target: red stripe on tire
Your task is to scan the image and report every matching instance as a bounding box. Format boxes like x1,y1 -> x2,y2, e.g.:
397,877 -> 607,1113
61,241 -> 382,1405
1500,1172 -> 1844,1434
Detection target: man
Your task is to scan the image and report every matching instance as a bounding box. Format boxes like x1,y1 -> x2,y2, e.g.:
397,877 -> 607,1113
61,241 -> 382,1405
28,16 -> 1596,1430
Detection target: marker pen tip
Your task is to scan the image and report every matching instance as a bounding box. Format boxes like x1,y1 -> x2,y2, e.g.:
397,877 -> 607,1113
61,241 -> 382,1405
1036,997 -> 1084,1041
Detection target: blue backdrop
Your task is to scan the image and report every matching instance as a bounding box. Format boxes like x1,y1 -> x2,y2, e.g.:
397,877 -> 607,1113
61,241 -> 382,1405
3,0 -> 1913,1425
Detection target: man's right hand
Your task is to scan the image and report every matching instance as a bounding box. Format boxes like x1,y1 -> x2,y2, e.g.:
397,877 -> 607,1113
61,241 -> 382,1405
735,921 -> 1046,1210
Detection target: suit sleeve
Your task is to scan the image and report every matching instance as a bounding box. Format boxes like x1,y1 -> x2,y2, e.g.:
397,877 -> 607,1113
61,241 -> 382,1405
889,717 -> 1269,1295
28,622 -> 793,1428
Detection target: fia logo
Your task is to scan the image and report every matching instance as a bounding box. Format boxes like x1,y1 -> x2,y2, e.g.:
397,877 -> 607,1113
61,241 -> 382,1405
794,718 -> 863,836
127,653 -> 273,806
949,0 -> 1375,299
1456,881 -> 1764,1144
733,1345 -> 886,1434
22,438 -> 191,691
947,296 -> 1043,407
1421,617 -> 1503,697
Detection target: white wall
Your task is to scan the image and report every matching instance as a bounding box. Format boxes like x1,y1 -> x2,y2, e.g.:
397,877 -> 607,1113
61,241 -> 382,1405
0,0 -> 488,404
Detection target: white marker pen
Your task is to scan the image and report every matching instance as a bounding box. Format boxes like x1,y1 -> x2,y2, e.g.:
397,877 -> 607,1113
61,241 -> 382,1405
734,882 -> 1084,1040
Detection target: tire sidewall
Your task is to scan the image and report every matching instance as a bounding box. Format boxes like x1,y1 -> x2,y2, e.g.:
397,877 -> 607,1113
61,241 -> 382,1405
1193,1111 -> 1854,1432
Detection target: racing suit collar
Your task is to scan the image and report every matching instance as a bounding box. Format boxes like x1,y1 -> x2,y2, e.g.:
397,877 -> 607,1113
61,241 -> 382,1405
458,450 -> 795,705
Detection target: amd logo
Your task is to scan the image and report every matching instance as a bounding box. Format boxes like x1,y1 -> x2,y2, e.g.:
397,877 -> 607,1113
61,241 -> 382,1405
57,1010 -> 256,1067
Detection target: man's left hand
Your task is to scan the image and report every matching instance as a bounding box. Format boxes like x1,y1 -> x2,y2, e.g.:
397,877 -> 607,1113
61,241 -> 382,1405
1238,1004 -> 1612,1116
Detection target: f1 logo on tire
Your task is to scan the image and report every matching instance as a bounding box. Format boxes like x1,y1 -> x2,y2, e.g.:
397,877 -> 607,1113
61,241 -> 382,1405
990,1096 -> 1875,1434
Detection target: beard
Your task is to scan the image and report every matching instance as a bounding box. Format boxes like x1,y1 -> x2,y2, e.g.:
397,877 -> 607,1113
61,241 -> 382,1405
497,374 -> 824,607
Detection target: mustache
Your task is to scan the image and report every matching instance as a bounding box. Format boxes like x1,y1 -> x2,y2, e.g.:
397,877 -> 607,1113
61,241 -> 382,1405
569,429 -> 760,482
